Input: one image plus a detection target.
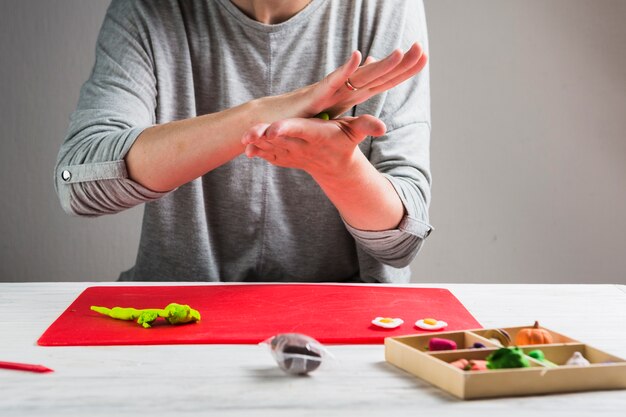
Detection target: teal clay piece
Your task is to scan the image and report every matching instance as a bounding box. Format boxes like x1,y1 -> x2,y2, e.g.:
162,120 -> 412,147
486,347 -> 531,369
527,349 -> 557,367
91,303 -> 201,328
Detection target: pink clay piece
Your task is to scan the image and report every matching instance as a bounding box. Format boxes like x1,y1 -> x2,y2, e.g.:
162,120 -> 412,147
429,337 -> 457,351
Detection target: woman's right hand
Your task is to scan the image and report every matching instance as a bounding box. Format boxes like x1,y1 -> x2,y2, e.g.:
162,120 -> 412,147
297,42 -> 428,118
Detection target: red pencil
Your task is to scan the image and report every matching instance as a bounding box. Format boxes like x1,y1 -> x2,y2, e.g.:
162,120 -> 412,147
0,361 -> 54,373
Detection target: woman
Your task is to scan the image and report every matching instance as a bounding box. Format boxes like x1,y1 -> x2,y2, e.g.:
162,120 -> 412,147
55,0 -> 432,283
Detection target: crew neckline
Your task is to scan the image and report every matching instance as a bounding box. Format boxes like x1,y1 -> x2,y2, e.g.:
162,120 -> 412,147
214,0 -> 327,33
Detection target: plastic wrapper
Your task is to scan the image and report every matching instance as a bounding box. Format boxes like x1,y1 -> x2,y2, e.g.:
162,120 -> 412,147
261,333 -> 332,375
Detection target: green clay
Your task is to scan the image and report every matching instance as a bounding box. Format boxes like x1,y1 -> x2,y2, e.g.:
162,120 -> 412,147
486,347 -> 530,369
527,349 -> 557,367
161,303 -> 202,325
137,310 -> 160,328
91,303 -> 201,328
315,112 -> 330,120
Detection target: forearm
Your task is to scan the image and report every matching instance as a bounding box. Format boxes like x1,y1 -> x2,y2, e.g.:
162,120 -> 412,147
311,150 -> 405,231
126,91 -> 309,192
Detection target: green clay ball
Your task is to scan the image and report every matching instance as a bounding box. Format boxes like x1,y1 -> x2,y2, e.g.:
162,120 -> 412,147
316,112 -> 330,120
527,349 -> 545,361
527,349 -> 557,367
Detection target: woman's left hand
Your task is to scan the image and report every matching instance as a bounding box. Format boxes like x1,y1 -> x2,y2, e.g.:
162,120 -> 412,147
241,115 -> 386,179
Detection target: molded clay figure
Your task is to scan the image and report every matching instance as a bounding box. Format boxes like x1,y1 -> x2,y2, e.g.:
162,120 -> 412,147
90,303 -> 201,328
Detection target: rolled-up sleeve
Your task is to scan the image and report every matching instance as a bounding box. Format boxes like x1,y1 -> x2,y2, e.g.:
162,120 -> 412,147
345,0 -> 433,268
54,0 -> 168,217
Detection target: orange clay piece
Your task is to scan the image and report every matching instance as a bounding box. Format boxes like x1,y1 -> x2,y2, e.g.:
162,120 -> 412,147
515,321 -> 554,345
468,360 -> 488,371
423,318 -> 438,326
449,359 -> 469,370
379,318 -> 394,323
450,359 -> 488,371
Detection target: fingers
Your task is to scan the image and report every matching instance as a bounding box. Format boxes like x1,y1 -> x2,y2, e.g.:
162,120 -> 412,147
369,51 -> 428,95
323,50 -> 362,91
246,137 -> 304,168
365,42 -> 423,90
266,134 -> 307,151
263,115 -> 386,147
245,115 -> 386,171
241,123 -> 271,145
348,49 -> 402,88
244,123 -> 306,160
245,144 -> 276,161
363,56 -> 378,66
245,137 -> 274,153
265,118 -> 323,143
242,123 -> 276,158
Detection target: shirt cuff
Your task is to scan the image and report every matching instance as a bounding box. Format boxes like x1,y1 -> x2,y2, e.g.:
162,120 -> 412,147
343,214 -> 433,241
55,126 -> 172,216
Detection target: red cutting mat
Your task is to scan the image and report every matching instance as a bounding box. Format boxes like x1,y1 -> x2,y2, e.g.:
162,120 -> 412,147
38,284 -> 481,346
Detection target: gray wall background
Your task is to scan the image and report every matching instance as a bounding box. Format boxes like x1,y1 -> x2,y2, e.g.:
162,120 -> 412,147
1,0 -> 624,283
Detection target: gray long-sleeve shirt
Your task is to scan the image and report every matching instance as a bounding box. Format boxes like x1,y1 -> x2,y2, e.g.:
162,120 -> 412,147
55,0 -> 433,283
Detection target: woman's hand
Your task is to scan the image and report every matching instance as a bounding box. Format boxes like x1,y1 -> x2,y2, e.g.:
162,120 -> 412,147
241,115 -> 386,179
242,115 -> 406,231
124,43 -> 426,194
299,42 -> 428,118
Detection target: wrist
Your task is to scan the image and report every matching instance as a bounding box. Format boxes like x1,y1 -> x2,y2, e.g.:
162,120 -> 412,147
254,85 -> 316,121
310,149 -> 405,231
309,148 -> 370,191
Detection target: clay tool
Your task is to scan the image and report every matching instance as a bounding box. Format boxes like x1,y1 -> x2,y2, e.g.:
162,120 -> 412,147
0,360 -> 54,373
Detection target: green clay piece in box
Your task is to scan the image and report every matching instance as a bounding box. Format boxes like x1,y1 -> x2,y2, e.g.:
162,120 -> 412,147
486,347 -> 530,369
315,112 -> 330,120
527,349 -> 557,367
91,303 -> 201,329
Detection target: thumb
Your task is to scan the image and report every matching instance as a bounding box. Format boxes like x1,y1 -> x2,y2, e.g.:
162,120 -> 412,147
341,115 -> 387,143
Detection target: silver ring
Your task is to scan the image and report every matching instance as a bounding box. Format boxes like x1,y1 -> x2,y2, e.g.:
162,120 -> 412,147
345,78 -> 359,91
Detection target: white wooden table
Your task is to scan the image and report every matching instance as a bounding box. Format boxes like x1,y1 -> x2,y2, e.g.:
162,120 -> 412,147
1,283 -> 624,416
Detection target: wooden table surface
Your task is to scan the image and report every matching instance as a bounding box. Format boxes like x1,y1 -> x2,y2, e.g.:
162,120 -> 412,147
1,282 -> 624,416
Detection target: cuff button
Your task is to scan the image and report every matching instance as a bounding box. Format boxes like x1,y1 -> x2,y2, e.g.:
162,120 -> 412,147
61,170 -> 72,182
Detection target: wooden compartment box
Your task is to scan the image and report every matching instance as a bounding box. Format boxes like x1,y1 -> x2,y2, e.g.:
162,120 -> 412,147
384,326 -> 626,400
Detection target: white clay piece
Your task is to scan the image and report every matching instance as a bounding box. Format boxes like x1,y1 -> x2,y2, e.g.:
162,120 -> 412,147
371,317 -> 404,329
565,351 -> 590,367
415,318 -> 448,331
